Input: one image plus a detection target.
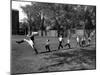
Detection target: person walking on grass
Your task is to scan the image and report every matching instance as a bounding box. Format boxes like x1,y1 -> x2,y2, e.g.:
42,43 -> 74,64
85,36 -> 92,47
81,37 -> 86,47
16,32 -> 38,54
58,35 -> 63,50
45,39 -> 51,52
64,38 -> 71,49
87,31 -> 94,45
76,36 -> 80,47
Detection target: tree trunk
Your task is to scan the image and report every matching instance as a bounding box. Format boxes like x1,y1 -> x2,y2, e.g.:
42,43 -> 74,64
41,30 -> 43,36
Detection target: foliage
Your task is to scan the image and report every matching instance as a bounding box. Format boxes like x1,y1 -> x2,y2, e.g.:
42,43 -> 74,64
21,2 -> 96,36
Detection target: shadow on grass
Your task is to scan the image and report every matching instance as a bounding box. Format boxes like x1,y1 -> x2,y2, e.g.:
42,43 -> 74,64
39,48 -> 96,72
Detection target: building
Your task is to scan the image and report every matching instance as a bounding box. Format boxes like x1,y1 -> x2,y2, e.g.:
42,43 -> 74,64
12,10 -> 19,34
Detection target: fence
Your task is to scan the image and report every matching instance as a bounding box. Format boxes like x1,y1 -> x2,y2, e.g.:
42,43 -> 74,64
38,30 -> 58,37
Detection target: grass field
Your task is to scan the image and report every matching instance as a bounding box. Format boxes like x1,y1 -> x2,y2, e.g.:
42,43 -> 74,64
11,35 -> 96,74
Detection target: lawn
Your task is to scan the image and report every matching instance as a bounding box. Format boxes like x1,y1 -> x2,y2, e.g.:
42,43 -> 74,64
11,35 -> 96,74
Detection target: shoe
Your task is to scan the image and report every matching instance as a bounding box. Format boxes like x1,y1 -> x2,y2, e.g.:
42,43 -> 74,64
16,41 -> 20,44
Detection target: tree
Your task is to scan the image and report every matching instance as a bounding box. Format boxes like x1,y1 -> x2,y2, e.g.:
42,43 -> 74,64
21,2 -> 56,36
21,2 -> 96,37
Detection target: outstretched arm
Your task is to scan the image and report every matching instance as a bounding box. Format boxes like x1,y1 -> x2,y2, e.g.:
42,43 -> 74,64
27,32 -> 33,37
27,34 -> 31,37
27,32 -> 39,37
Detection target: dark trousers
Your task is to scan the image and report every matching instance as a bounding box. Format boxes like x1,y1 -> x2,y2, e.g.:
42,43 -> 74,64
88,39 -> 91,43
81,40 -> 86,47
16,40 -> 25,44
77,41 -> 81,47
33,46 -> 38,54
45,45 -> 51,52
65,43 -> 71,48
58,41 -> 63,50
16,40 -> 38,54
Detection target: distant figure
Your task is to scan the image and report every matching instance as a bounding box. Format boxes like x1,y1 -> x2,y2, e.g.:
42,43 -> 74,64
90,30 -> 95,38
16,31 -> 38,54
45,39 -> 51,52
58,36 -> 63,50
81,37 -> 86,47
76,36 -> 80,47
64,38 -> 71,49
87,37 -> 91,45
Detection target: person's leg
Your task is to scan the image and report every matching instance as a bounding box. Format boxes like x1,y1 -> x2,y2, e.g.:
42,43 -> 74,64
61,43 -> 63,48
33,46 -> 38,54
58,45 -> 60,50
24,39 -> 34,48
83,40 -> 86,47
58,42 -> 60,50
79,41 -> 81,47
77,42 -> 79,46
47,45 -> 51,52
88,39 -> 91,44
16,40 -> 25,44
59,42 -> 63,49
77,41 -> 80,47
45,45 -> 48,51
65,43 -> 68,47
88,40 -> 90,44
68,43 -> 71,48
81,40 -> 85,47
87,39 -> 91,47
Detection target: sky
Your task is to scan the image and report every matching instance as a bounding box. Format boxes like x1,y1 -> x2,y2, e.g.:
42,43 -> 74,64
12,1 -> 32,22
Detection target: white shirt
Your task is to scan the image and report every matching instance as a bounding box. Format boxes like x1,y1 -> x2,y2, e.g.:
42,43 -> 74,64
46,41 -> 50,45
59,37 -> 63,41
67,39 -> 70,43
76,37 -> 79,42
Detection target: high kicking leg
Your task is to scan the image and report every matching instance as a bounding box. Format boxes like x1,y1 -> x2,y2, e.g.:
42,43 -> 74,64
16,40 -> 25,44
